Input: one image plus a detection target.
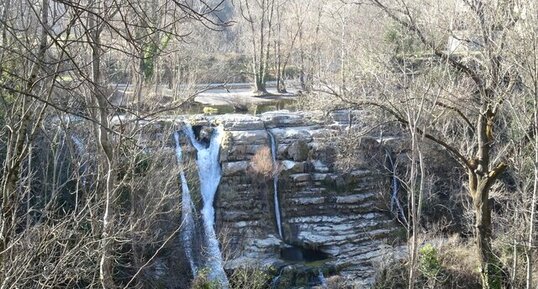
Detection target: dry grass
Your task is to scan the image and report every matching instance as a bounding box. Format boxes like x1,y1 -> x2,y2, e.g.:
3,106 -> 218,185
436,235 -> 481,289
373,234 -> 482,289
250,146 -> 276,179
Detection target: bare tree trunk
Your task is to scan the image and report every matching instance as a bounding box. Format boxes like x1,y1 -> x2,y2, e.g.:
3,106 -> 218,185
0,0 -> 49,276
241,0 -> 265,94
512,238 -> 518,286
405,92 -> 425,289
0,0 -> 11,51
299,26 -> 306,92
407,144 -> 418,289
262,0 -> 274,94
408,151 -> 425,289
89,6 -> 116,288
256,0 -> 266,93
274,4 -> 286,93
526,56 -> 538,289
526,165 -> 537,289
340,14 -> 346,97
135,55 -> 145,114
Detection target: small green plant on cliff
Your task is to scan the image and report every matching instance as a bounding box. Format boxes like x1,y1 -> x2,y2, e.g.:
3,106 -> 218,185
419,243 -> 447,289
203,107 -> 219,115
419,243 -> 441,279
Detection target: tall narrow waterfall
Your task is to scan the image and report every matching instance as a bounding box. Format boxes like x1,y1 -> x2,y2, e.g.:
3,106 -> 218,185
267,131 -> 283,239
183,124 -> 229,288
317,270 -> 328,288
70,135 -> 87,187
173,132 -> 197,276
386,150 -> 407,225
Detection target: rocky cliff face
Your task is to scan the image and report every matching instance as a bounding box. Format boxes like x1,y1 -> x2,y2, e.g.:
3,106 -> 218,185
170,111 -> 401,288
124,110 -> 402,287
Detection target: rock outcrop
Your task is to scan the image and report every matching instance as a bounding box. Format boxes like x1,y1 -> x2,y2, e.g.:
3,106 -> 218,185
139,111 -> 402,288
174,111 -> 401,288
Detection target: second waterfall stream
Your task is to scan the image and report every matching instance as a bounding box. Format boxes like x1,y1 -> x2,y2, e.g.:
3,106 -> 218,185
267,131 -> 283,239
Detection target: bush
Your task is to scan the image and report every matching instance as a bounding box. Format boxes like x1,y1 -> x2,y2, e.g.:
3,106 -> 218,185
229,266 -> 269,289
373,259 -> 409,289
190,268 -> 220,289
373,238 -> 481,289
419,243 -> 441,279
250,146 -> 276,179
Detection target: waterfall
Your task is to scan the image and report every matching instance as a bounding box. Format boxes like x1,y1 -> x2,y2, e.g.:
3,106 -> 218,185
317,270 -> 328,288
270,266 -> 285,289
267,131 -> 283,239
386,150 -> 408,225
183,124 -> 229,288
173,132 -> 197,276
70,135 -> 88,189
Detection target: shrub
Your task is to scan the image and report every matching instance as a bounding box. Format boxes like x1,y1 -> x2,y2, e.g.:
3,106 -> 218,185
373,238 -> 481,289
190,268 -> 220,289
250,146 -> 276,179
419,243 -> 442,279
373,260 -> 409,289
229,266 -> 269,289
203,107 -> 219,115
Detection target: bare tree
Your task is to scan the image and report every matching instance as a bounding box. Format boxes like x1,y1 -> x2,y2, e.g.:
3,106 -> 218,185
316,1 -> 523,288
504,4 -> 538,287
0,0 -> 52,275
403,83 -> 427,289
237,0 -> 275,94
0,0 -> 230,288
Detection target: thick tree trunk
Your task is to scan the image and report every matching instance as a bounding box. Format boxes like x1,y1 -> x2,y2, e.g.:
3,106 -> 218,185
473,185 -> 496,289
255,74 -> 267,94
468,111 -> 507,289
274,35 -> 287,93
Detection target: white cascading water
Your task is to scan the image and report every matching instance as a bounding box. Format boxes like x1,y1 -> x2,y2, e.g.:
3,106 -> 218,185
183,124 -> 229,288
70,135 -> 88,188
317,270 -> 328,288
386,150 -> 408,225
173,132 -> 197,276
267,131 -> 283,239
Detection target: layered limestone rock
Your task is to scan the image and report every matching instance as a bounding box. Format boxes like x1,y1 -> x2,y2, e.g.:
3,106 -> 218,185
203,111 -> 401,287
66,110 -> 401,288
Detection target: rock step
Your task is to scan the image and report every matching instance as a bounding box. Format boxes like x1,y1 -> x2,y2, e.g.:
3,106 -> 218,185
220,211 -> 269,222
285,189 -> 378,199
291,219 -> 395,233
286,212 -> 388,223
283,173 -> 381,184
283,207 -> 384,218
334,238 -> 396,256
282,190 -> 380,201
285,197 -> 378,208
268,126 -> 320,144
293,223 -> 397,246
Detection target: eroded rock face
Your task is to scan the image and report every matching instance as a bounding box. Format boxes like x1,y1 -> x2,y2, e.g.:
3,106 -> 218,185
76,110 -> 401,288
202,111 -> 401,288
